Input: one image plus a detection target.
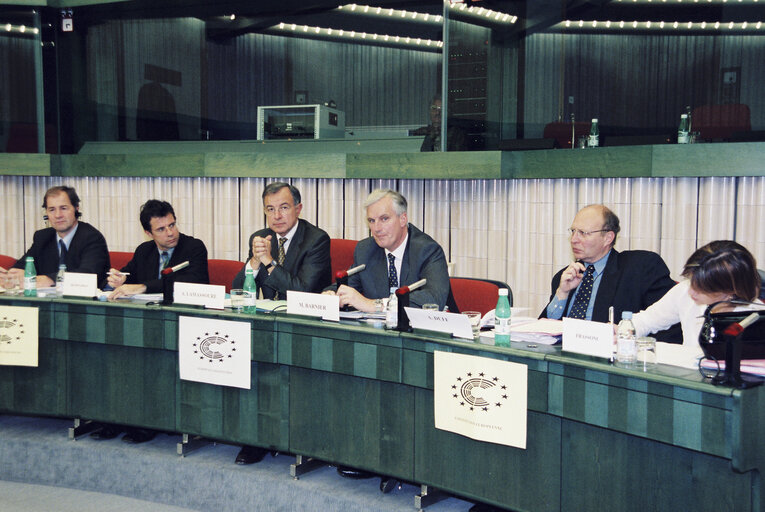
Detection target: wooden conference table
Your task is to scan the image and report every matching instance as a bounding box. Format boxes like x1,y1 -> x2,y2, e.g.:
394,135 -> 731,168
1,295 -> 764,511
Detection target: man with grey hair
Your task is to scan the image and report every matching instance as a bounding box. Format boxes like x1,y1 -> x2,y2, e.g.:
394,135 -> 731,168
334,188 -> 450,312
540,204 -> 679,341
232,181 -> 331,299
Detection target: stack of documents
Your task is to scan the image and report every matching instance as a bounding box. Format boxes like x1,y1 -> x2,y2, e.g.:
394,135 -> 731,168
510,318 -> 563,345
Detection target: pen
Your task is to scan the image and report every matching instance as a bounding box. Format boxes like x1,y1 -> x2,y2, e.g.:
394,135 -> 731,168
107,272 -> 130,276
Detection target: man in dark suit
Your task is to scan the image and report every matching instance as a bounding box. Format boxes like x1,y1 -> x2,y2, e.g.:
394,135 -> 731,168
231,182 -> 331,298
107,199 -> 209,299
334,188 -> 450,312
231,182 -> 331,465
2,186 -> 109,287
540,204 -> 678,337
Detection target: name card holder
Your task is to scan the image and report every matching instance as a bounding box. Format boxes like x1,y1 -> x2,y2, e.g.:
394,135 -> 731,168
62,272 -> 98,298
405,307 -> 474,340
287,290 -> 340,322
174,282 -> 225,310
562,317 -> 614,359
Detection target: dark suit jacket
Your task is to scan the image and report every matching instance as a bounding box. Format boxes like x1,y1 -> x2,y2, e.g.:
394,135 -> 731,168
121,233 -> 209,293
231,218 -> 331,299
540,249 -> 681,341
347,224 -> 450,310
13,222 -> 110,286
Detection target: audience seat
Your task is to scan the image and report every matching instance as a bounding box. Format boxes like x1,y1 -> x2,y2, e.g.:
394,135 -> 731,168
208,259 -> 244,292
759,269 -> 765,302
449,277 -> 512,317
0,254 -> 17,269
330,239 -> 358,283
692,104 -> 751,141
109,251 -> 135,271
542,121 -> 591,149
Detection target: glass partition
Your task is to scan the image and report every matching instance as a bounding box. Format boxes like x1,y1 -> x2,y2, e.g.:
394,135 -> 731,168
1,1 -> 763,153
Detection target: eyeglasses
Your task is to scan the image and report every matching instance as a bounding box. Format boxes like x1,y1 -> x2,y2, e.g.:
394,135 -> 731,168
568,228 -> 609,238
430,105 -> 442,111
265,205 -> 293,216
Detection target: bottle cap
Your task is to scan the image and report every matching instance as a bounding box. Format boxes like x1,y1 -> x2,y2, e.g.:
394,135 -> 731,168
621,311 -> 633,320
591,118 -> 598,123
498,288 -> 508,296
681,114 -> 688,118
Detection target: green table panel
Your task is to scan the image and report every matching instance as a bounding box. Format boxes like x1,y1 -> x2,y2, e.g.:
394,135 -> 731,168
414,387 -> 562,511
561,419 -> 754,511
177,362 -> 289,450
0,338 -> 68,416
67,342 -> 177,430
289,367 -> 415,480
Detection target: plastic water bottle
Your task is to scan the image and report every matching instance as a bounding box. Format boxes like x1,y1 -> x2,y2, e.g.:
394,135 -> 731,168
588,118 -> 599,147
616,311 -> 637,367
23,256 -> 36,297
385,287 -> 398,329
56,264 -> 66,297
494,288 -> 511,347
243,267 -> 257,313
677,113 -> 690,144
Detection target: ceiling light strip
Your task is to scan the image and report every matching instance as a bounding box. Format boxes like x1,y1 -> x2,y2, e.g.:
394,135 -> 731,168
2,23 -> 39,34
273,22 -> 444,48
336,4 -> 443,24
561,19 -> 764,31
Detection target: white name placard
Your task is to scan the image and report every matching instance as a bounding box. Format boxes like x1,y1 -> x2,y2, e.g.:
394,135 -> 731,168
405,307 -> 474,340
287,290 -> 340,322
62,272 -> 97,297
562,317 -> 614,359
174,282 -> 225,310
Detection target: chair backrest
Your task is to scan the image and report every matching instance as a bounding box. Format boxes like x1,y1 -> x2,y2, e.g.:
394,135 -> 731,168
109,251 -> 134,271
0,254 -> 18,269
449,277 -> 512,317
208,259 -> 244,293
330,239 -> 358,283
759,269 -> 765,302
692,104 -> 751,140
542,121 -> 590,149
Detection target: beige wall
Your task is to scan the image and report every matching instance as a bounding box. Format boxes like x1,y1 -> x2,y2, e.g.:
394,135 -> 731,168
2,175 -> 763,316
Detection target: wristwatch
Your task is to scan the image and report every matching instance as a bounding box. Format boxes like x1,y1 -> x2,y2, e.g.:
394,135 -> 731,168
374,298 -> 384,312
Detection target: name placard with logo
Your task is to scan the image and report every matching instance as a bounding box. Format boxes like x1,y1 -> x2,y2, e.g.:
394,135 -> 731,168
562,317 -> 614,359
62,272 -> 98,298
287,290 -> 340,322
405,307 -> 474,340
174,282 -> 225,310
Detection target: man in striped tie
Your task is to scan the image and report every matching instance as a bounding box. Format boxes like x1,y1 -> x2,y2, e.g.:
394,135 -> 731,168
541,204 -> 678,341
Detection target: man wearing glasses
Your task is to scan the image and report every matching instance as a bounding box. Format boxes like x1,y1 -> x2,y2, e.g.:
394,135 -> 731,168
541,204 -> 677,331
232,182 -> 331,299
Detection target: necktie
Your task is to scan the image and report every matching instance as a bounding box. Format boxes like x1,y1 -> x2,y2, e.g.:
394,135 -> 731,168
387,253 -> 398,290
568,265 -> 595,319
59,240 -> 67,266
159,251 -> 169,278
278,237 -> 287,266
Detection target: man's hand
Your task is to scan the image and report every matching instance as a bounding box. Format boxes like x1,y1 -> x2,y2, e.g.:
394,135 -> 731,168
556,261 -> 586,300
336,284 -> 376,312
108,284 -> 147,301
106,268 -> 128,289
36,275 -> 54,287
252,235 -> 274,268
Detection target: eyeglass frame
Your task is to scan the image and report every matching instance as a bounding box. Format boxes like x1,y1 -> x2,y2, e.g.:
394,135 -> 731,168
567,228 -> 610,238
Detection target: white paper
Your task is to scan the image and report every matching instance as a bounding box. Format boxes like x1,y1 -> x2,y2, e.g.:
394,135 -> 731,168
174,282 -> 225,310
434,350 -> 527,449
0,305 -> 39,367
178,315 -> 252,389
286,290 -> 340,322
62,272 -> 97,298
405,307 -> 474,340
562,317 -> 614,359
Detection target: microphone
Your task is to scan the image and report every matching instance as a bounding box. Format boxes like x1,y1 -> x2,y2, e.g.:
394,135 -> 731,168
395,278 -> 426,297
161,261 -> 189,276
723,312 -> 760,337
335,264 -> 365,287
393,279 -> 427,331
